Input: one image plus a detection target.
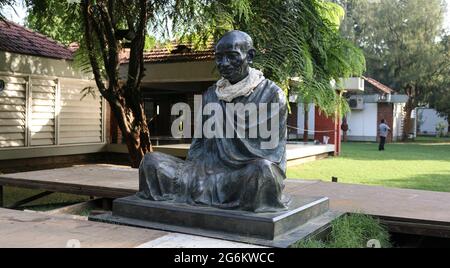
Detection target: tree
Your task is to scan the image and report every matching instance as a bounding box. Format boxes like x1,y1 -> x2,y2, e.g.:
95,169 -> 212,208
428,35 -> 450,132
26,1 -> 83,45
338,0 -> 450,140
170,0 -> 365,140
26,0 -> 365,167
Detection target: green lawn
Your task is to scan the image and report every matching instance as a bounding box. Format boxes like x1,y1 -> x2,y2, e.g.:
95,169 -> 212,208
287,137 -> 450,192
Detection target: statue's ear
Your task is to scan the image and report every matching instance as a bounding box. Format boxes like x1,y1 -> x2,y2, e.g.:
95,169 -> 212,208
247,49 -> 256,64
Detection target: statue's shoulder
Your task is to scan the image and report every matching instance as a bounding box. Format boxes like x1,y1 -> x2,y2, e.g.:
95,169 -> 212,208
261,79 -> 287,104
201,84 -> 218,102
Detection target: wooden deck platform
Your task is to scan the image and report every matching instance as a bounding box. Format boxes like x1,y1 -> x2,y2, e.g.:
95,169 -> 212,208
1,164 -> 450,239
107,143 -> 336,164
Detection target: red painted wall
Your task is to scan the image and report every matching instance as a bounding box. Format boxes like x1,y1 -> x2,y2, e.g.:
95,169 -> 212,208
377,103 -> 394,142
314,109 -> 341,156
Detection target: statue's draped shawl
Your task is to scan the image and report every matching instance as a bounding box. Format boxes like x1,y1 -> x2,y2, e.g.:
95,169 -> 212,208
138,79 -> 289,212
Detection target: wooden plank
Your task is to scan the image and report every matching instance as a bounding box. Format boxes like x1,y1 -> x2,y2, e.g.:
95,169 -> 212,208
31,119 -> 54,127
32,92 -> 55,100
0,98 -> 26,106
59,106 -> 101,113
31,112 -> 55,119
60,136 -> 101,144
0,126 -> 24,133
0,76 -> 27,84
30,125 -> 54,132
0,105 -> 25,112
0,91 -> 26,98
0,140 -> 24,147
32,99 -> 54,106
30,138 -> 54,146
0,165 -> 138,198
60,113 -> 101,119
59,131 -> 101,138
30,79 -> 56,87
59,125 -> 101,132
31,132 -> 54,139
0,111 -> 25,119
32,86 -> 54,93
4,84 -> 26,92
59,118 -> 101,126
32,106 -> 55,113
0,133 -> 24,140
0,119 -> 25,126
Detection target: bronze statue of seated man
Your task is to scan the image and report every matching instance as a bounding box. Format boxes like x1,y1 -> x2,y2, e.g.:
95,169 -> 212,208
137,30 -> 290,213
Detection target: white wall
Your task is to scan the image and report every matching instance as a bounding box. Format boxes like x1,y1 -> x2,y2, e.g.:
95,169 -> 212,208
417,108 -> 449,135
345,103 -> 378,141
0,53 -> 105,160
0,51 -> 91,79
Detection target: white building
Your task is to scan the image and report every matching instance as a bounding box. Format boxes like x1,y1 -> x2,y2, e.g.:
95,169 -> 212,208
416,108 -> 449,136
293,77 -> 409,142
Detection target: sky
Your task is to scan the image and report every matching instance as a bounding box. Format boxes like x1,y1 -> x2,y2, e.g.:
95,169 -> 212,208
2,0 -> 450,31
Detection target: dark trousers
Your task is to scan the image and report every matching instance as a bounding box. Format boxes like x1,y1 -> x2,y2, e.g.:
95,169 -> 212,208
379,136 -> 386,151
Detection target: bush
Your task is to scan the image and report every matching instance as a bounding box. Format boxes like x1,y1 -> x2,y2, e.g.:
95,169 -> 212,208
294,214 -> 391,248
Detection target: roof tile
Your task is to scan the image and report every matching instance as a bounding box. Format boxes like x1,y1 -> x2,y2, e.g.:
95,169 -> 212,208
0,20 -> 73,60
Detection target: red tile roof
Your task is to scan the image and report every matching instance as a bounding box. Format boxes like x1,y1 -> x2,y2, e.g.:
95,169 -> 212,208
0,20 -> 73,60
120,43 -> 215,64
362,76 -> 395,94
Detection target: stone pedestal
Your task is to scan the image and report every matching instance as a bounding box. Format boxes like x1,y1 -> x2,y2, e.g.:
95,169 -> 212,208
90,195 -> 341,247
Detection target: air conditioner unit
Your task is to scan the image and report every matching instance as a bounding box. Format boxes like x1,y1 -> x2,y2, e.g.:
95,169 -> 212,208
348,95 -> 364,110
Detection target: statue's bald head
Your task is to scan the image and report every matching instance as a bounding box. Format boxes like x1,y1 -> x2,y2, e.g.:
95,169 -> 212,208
216,30 -> 254,52
215,30 -> 256,84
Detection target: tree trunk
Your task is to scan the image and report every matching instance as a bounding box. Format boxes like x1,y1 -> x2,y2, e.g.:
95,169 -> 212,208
112,96 -> 153,168
303,104 -> 309,142
82,0 -> 153,168
402,98 -> 414,141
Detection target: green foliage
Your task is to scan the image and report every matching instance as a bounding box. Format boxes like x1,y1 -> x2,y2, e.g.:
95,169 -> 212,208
24,0 -> 366,118
294,214 -> 391,248
168,0 -> 366,117
339,0 -> 450,104
25,1 -> 83,45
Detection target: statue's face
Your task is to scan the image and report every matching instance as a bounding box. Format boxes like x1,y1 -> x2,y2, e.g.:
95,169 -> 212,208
215,37 -> 254,84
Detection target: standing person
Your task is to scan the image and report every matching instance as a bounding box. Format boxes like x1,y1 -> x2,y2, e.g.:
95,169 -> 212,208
379,119 -> 391,151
